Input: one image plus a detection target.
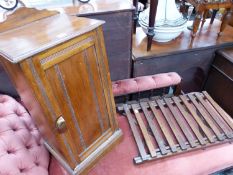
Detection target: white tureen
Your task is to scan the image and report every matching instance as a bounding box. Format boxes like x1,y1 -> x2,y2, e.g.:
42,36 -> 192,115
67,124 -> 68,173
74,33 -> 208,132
139,0 -> 187,42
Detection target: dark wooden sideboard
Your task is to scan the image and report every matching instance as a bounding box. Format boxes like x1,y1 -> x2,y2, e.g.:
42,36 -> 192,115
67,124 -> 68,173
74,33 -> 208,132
133,20 -> 233,93
0,8 -> 122,174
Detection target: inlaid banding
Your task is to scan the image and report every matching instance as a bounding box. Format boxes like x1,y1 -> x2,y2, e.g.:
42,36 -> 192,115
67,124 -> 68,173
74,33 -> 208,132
55,65 -> 87,149
40,37 -> 94,69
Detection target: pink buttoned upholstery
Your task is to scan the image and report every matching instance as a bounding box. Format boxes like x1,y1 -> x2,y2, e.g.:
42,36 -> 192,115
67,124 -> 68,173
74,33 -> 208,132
0,95 -> 50,175
0,95 -> 69,175
112,72 -> 181,96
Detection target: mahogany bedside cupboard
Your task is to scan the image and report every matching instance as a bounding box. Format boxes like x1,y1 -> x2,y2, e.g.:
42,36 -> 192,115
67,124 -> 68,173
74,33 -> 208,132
0,8 -> 122,175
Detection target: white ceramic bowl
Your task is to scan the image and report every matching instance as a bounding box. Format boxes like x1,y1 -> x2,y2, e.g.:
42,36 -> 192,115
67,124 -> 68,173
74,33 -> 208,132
138,7 -> 187,42
139,22 -> 187,42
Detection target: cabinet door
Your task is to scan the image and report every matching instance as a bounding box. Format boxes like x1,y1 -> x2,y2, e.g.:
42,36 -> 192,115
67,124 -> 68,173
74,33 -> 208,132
28,30 -> 116,165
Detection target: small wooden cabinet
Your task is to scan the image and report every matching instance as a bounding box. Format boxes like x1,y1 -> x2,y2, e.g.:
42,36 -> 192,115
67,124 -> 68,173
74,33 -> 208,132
0,8 -> 122,174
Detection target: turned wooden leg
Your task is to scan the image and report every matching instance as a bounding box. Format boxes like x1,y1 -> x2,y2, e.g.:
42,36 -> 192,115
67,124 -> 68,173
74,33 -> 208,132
210,9 -> 218,24
201,10 -> 208,27
133,0 -> 139,34
219,8 -> 233,35
180,0 -> 186,14
147,0 -> 158,51
192,11 -> 202,37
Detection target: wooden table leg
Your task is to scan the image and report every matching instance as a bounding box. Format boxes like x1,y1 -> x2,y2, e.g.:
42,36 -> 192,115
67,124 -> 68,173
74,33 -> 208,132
133,0 -> 139,34
201,10 -> 208,27
147,0 -> 158,51
219,8 -> 233,35
210,9 -> 218,24
192,11 -> 202,37
180,0 -> 186,14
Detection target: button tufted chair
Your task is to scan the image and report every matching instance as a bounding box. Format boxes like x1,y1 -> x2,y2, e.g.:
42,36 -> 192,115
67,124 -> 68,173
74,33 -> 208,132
0,94 -> 68,175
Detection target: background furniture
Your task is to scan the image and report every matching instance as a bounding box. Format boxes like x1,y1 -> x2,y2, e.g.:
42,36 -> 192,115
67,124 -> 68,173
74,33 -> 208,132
184,0 -> 233,36
132,19 -> 233,93
0,94 -> 68,175
205,47 -> 233,118
0,7 -> 122,174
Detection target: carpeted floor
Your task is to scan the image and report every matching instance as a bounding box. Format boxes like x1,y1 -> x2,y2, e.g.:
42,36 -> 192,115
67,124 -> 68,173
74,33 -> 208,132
89,114 -> 233,175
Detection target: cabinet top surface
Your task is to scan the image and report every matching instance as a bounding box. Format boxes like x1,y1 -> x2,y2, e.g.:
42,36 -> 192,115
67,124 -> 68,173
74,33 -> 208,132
0,14 -> 104,63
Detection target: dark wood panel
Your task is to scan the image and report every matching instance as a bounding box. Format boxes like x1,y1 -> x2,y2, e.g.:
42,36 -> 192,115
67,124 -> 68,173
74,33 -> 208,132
81,11 -> 133,81
204,49 -> 233,117
0,64 -> 18,97
133,48 -> 215,92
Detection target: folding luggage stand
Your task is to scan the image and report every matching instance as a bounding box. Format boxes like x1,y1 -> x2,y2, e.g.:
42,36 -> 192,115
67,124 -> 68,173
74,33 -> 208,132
117,91 -> 233,164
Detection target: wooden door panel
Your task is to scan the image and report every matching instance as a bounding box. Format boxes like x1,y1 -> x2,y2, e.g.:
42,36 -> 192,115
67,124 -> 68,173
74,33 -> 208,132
56,52 -> 103,147
27,28 -> 118,165
36,40 -> 113,152
45,66 -> 84,157
85,46 -> 110,131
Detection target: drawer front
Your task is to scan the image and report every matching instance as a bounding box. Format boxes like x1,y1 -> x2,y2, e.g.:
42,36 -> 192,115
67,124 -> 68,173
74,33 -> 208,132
213,53 -> 233,78
21,28 -> 116,167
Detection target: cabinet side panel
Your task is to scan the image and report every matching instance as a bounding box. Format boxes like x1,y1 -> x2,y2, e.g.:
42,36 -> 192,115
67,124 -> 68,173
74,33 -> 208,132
94,27 -> 118,130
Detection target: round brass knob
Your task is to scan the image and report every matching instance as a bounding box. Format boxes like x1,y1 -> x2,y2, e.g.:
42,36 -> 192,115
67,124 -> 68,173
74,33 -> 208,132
56,116 -> 67,133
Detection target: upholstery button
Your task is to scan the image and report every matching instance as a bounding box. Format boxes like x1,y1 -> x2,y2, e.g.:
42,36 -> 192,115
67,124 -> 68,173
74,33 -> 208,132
12,127 -> 17,132
19,168 -> 26,173
7,150 -> 14,154
26,145 -> 31,149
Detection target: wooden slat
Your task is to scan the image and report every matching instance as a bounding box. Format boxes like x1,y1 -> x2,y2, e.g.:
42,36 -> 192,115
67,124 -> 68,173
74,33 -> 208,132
119,91 -> 233,164
172,96 -> 206,145
123,104 -> 148,159
131,104 -> 157,157
203,91 -> 233,130
164,98 -> 197,148
140,102 -> 168,155
195,93 -> 233,139
156,99 -> 188,150
148,101 -> 178,153
187,94 -> 224,141
179,95 -> 215,143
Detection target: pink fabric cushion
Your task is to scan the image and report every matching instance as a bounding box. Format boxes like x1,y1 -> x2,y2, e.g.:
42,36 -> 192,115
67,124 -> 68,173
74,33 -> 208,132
112,72 -> 181,96
0,95 -> 50,175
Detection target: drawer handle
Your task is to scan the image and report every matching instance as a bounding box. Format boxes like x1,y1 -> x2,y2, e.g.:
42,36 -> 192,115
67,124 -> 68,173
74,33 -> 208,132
56,116 -> 67,133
